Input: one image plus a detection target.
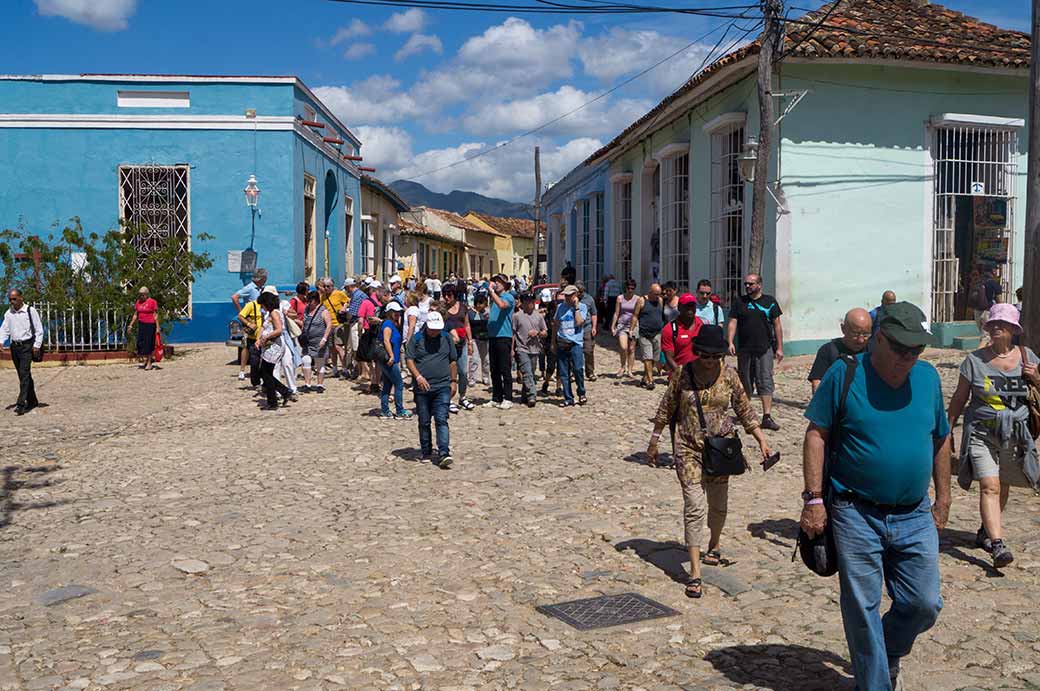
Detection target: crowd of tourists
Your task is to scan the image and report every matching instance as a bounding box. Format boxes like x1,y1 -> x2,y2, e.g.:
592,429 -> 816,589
3,254 -> 1037,691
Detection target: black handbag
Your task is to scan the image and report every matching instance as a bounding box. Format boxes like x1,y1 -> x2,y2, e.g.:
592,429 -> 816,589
688,367 -> 746,477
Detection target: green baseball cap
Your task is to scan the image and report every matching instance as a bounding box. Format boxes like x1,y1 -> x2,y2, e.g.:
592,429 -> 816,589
879,302 -> 935,347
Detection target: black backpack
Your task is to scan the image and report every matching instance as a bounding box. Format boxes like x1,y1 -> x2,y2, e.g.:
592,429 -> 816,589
795,354 -> 858,577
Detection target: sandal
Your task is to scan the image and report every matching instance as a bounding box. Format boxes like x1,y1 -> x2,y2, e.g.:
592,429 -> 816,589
685,577 -> 703,599
559,401 -> 575,408
701,550 -> 735,567
578,396 -> 587,406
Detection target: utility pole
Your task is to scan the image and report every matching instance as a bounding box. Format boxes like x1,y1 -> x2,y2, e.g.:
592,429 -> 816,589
1023,0 -> 1040,351
748,0 -> 783,275
533,146 -> 542,281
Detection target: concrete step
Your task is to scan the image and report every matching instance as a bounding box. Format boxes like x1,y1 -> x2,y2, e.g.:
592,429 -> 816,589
952,335 -> 981,351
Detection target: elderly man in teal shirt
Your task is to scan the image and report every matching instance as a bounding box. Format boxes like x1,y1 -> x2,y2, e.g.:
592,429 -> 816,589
801,302 -> 951,691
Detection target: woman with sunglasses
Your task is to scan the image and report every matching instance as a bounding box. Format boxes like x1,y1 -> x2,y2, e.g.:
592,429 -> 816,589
646,325 -> 771,599
947,303 -> 1040,569
610,279 -> 639,377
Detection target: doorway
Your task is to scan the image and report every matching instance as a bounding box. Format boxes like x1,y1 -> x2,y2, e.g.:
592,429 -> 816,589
324,171 -> 338,278
931,125 -> 1018,321
304,174 -> 317,284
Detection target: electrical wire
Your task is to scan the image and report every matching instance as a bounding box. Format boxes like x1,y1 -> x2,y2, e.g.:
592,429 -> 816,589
326,0 -> 758,16
783,76 -> 1024,96
407,18 -> 748,180
777,0 -> 838,60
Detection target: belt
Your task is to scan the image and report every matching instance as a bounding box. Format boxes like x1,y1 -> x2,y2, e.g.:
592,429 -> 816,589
837,492 -> 920,512
11,338 -> 33,346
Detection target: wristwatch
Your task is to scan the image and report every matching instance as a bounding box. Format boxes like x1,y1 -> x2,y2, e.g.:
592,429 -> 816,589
801,490 -> 824,502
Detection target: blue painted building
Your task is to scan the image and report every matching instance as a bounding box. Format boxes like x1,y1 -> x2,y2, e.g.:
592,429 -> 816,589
0,74 -> 364,342
542,160 -> 612,291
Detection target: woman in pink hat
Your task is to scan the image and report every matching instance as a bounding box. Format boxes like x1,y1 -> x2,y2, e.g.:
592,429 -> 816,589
947,302 -> 1040,569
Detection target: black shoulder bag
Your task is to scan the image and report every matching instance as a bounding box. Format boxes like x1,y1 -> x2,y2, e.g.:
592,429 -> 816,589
28,307 -> 45,362
687,364 -> 747,477
795,354 -> 858,577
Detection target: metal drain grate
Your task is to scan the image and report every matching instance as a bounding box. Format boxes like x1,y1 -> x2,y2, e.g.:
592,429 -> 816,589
537,592 -> 679,630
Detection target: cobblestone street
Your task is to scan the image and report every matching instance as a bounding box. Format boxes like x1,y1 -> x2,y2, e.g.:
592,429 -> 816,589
1,344 -> 1039,691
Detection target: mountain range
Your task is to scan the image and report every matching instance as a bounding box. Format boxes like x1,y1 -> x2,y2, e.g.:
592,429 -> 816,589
390,180 -> 533,219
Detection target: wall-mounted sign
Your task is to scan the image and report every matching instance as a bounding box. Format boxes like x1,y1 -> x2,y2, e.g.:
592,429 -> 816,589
240,249 -> 258,274
971,181 -> 985,195
227,250 -> 242,273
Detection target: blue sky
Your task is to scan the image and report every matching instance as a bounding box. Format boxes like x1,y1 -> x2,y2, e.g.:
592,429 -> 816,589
3,0 -> 1031,201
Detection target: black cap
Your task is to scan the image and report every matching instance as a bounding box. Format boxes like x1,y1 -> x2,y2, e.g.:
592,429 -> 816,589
878,301 -> 935,348
519,291 -> 536,301
798,525 -> 838,577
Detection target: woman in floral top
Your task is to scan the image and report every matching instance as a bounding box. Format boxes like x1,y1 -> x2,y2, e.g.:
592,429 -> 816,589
647,325 -> 772,598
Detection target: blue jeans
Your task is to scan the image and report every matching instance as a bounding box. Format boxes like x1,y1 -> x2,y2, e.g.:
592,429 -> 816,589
831,494 -> 942,691
414,386 -> 451,456
456,342 -> 469,400
380,361 -> 405,415
555,343 -> 585,404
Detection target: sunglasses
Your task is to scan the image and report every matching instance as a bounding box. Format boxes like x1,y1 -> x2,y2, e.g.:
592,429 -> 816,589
697,290 -> 712,296
886,339 -> 925,359
696,352 -> 725,360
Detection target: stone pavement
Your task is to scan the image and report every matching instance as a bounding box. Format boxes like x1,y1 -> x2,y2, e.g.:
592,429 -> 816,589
1,344 -> 1039,691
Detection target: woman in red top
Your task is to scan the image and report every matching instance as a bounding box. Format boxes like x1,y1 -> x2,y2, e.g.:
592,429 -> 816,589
130,286 -> 160,370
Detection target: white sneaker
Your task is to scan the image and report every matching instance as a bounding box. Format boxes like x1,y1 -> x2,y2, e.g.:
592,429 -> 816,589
238,372 -> 246,380
483,401 -> 499,409
498,400 -> 513,410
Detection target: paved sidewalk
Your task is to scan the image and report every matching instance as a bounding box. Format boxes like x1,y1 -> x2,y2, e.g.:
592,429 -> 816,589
0,344 -> 1038,691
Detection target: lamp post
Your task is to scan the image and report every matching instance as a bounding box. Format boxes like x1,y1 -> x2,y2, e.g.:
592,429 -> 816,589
738,138 -> 759,184
244,174 -> 261,249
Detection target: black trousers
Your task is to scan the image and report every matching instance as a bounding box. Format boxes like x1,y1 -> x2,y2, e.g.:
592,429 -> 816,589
11,341 -> 38,408
259,360 -> 290,407
489,336 -> 513,403
248,340 -> 262,386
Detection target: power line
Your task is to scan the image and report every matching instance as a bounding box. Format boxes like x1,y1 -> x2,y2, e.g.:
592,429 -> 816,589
326,0 -> 759,16
777,0 -> 837,60
784,76 -> 1023,96
408,18 -> 748,180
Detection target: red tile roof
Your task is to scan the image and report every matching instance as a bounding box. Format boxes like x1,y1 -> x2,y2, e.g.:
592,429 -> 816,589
466,212 -> 544,239
584,0 -> 1029,165
425,207 -> 500,234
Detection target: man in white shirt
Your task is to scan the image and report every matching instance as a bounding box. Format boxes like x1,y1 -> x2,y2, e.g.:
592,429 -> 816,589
0,289 -> 44,414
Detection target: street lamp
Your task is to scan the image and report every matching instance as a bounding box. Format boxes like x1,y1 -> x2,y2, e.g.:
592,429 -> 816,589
244,174 -> 261,249
738,137 -> 759,183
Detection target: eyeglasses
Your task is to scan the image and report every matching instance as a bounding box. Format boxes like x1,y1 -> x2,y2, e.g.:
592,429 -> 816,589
743,282 -> 759,287
846,330 -> 871,340
696,352 -> 725,360
697,291 -> 712,296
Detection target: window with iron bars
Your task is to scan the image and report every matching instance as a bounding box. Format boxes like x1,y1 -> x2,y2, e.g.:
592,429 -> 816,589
594,192 -> 605,292
118,164 -> 191,317
710,127 -> 745,309
661,153 -> 690,291
579,199 -> 591,286
360,221 -> 375,275
614,180 -> 632,282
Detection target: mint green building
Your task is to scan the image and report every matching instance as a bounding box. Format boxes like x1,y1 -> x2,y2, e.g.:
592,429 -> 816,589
549,0 -> 1030,354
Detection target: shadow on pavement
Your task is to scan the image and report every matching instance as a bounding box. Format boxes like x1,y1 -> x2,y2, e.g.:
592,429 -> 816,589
615,538 -> 689,584
1,464 -> 68,530
943,546 -> 1004,578
390,448 -> 425,463
704,644 -> 853,691
622,452 -> 674,469
771,395 -> 810,411
747,518 -> 800,549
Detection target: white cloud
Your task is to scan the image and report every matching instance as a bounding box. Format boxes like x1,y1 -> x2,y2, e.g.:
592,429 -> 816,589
330,18 -> 372,44
384,8 -> 427,33
579,27 -> 724,96
343,43 -> 376,60
314,76 -> 423,126
461,86 -> 651,138
411,18 -> 581,109
355,126 -> 415,172
385,137 -> 602,201
395,33 -> 443,62
35,0 -> 136,30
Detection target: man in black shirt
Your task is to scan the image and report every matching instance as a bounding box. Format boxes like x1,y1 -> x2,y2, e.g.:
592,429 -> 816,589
726,273 -> 784,430
807,308 -> 872,393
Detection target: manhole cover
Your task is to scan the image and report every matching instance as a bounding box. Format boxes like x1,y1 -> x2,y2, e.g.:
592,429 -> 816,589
537,592 -> 679,630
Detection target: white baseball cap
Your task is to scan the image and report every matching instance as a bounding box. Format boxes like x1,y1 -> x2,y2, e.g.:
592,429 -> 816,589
261,285 -> 278,295
361,277 -> 372,287
345,277 -> 356,286
385,301 -> 403,312
369,280 -> 382,289
389,275 -> 402,285
425,312 -> 445,330
540,288 -> 552,302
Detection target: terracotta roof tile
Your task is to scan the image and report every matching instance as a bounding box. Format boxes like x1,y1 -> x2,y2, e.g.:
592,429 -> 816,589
424,207 -> 493,234
398,219 -> 470,247
467,212 -> 545,239
582,0 -> 1029,165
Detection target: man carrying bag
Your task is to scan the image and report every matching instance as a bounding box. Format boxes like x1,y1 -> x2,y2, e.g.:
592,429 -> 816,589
800,302 -> 950,691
